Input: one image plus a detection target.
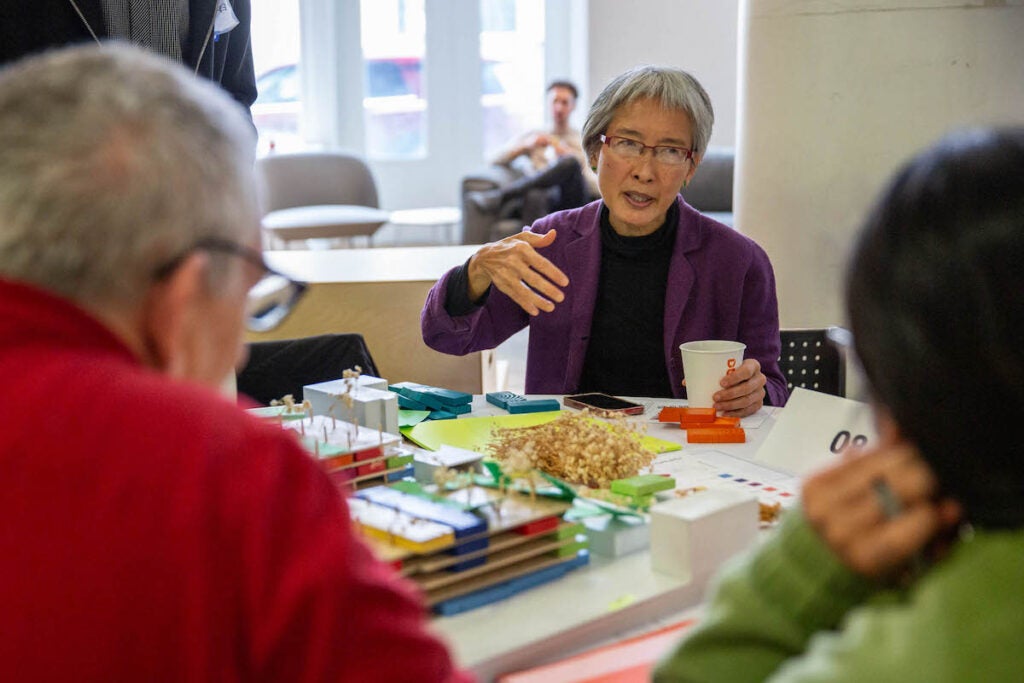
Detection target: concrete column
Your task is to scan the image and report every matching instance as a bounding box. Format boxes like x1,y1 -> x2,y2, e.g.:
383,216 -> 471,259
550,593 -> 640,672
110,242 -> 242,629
737,0 -> 1024,330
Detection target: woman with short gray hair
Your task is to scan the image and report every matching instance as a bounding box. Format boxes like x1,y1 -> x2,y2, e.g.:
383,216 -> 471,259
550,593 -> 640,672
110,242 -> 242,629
582,65 -> 714,170
423,65 -> 786,415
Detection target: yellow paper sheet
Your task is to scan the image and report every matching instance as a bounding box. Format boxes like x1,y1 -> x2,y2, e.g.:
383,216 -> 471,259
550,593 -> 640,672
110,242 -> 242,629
401,411 -> 681,455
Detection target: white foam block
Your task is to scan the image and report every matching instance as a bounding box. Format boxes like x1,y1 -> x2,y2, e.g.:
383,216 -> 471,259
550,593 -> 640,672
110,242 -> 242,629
355,375 -> 389,391
281,415 -> 402,452
581,515 -> 650,557
303,375 -> 390,409
303,381 -> 398,435
412,445 -> 484,482
649,489 -> 758,581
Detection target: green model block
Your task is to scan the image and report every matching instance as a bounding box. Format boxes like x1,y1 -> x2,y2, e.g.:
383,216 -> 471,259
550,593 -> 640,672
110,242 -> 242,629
386,454 -> 415,468
553,539 -> 589,558
555,522 -> 585,540
610,474 -> 676,497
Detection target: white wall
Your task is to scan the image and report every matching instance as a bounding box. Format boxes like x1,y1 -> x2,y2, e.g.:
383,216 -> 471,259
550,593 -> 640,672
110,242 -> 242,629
586,0 -> 740,148
737,0 -> 1024,332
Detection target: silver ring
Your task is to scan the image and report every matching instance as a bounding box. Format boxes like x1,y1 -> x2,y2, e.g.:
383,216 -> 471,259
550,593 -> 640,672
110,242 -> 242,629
872,479 -> 903,518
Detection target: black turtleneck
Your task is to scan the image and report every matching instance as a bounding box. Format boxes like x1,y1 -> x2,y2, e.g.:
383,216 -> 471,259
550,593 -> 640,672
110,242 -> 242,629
577,203 -> 678,398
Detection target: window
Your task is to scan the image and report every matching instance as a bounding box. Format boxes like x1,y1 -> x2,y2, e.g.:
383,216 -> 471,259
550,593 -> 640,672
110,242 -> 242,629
248,0 -> 573,209
360,0 -> 427,159
250,0 -> 302,155
479,0 -> 546,158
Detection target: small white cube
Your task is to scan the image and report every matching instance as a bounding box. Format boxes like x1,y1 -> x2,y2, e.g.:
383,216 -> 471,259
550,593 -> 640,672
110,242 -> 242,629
582,514 -> 650,557
649,489 -> 758,581
354,375 -> 389,391
303,379 -> 398,436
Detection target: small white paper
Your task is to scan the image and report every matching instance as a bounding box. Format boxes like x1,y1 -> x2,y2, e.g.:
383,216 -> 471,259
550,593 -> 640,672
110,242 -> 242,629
754,387 -> 877,476
214,1 -> 240,34
418,444 -> 484,468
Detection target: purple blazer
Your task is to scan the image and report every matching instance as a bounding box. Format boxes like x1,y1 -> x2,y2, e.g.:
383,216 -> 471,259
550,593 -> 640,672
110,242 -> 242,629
422,196 -> 789,406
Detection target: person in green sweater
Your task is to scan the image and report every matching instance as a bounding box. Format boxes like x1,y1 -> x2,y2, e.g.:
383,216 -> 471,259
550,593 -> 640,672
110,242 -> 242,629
655,126 -> 1024,682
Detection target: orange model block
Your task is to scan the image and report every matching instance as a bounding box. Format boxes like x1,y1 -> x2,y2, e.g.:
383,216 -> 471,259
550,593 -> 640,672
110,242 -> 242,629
679,407 -> 716,422
658,407 -> 686,422
679,416 -> 741,430
659,407 -> 718,423
686,427 -> 746,443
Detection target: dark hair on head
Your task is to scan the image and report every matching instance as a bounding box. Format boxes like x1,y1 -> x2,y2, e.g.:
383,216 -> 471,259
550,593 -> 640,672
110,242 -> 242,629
846,127 -> 1024,528
547,80 -> 578,100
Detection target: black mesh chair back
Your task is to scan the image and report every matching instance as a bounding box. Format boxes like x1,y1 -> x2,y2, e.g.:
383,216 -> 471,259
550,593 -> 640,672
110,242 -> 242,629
778,328 -> 846,397
237,334 -> 379,406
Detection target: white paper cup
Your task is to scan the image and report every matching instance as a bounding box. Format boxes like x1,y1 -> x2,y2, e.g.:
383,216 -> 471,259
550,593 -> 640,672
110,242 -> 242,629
679,340 -> 746,409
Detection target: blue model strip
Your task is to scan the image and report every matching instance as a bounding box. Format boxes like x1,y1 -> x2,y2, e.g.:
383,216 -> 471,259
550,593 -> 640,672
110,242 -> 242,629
507,399 -> 562,414
405,390 -> 448,412
485,391 -> 518,409
385,465 -> 415,482
397,394 -> 429,411
446,536 -> 489,571
355,486 -> 486,537
421,387 -> 473,406
432,551 -> 590,616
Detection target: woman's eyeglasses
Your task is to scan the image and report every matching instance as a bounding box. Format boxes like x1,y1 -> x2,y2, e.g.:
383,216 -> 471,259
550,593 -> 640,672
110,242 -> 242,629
600,134 -> 695,166
153,237 -> 307,333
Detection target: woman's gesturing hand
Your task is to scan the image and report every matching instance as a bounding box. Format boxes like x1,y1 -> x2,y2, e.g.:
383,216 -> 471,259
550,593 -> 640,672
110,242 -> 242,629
466,230 -> 570,316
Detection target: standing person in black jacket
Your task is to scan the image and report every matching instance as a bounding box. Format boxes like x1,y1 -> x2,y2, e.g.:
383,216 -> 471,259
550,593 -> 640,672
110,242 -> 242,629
0,1 -> 256,112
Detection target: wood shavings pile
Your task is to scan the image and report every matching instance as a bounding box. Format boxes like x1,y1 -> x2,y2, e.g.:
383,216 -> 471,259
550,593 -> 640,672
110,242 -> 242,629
759,501 -> 782,525
486,409 -> 655,488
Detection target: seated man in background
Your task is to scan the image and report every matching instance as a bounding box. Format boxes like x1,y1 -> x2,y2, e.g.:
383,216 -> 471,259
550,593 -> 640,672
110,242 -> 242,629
470,80 -> 599,225
0,44 -> 468,682
655,127 -> 1024,681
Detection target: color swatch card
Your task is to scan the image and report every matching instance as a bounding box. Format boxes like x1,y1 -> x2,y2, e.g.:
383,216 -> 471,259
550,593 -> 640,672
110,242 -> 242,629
652,448 -> 799,511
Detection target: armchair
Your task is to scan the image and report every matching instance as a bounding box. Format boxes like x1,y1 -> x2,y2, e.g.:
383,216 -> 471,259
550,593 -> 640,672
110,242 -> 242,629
682,147 -> 734,226
461,165 -> 529,244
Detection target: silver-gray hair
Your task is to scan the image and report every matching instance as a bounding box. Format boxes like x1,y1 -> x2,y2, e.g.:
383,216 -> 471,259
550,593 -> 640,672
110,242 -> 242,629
0,43 -> 258,311
582,65 -> 714,165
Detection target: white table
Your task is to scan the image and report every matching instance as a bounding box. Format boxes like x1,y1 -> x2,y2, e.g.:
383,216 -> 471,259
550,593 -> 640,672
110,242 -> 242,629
386,206 -> 462,245
261,204 -> 391,247
431,397 -> 786,681
252,247 -> 496,394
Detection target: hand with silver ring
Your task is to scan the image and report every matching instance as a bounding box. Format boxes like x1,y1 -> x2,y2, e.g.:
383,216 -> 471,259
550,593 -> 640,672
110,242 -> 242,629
802,436 -> 962,581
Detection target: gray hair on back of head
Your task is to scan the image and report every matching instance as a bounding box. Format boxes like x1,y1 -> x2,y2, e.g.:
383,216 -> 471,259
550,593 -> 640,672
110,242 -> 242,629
581,65 -> 714,165
0,43 -> 257,311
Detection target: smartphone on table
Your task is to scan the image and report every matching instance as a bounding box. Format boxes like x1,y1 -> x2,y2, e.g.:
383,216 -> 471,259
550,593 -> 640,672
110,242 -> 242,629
563,393 -> 645,415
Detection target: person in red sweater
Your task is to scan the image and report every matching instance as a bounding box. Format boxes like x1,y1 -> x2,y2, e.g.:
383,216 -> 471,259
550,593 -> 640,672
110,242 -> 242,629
0,44 -> 470,682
